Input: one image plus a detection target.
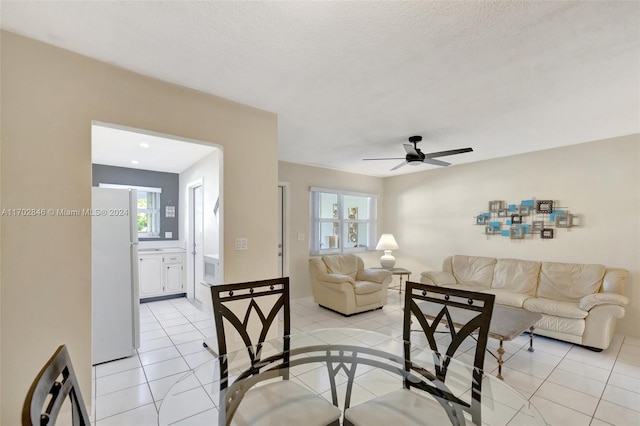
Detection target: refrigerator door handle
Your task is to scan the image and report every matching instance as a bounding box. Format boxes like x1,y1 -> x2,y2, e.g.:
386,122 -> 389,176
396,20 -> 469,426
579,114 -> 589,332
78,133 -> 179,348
129,188 -> 140,349
131,242 -> 140,349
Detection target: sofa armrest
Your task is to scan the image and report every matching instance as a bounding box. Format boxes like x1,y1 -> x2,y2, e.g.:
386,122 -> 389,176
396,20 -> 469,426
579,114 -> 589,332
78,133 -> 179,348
318,273 -> 355,286
579,293 -> 629,311
420,271 -> 456,286
357,269 -> 392,284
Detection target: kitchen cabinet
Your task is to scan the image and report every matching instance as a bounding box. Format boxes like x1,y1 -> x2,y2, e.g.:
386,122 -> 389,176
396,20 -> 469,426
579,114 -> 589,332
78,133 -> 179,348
139,250 -> 185,300
139,254 -> 163,297
164,254 -> 183,293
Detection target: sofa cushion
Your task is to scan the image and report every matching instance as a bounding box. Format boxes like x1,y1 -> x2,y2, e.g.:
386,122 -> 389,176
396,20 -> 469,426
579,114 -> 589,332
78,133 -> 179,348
449,255 -> 496,290
534,314 -> 585,337
492,259 -> 540,295
523,297 -> 588,319
537,262 -> 605,302
483,289 -> 531,308
322,255 -> 358,280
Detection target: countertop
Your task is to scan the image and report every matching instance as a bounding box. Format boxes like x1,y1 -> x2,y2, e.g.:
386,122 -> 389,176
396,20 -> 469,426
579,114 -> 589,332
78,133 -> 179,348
138,247 -> 186,254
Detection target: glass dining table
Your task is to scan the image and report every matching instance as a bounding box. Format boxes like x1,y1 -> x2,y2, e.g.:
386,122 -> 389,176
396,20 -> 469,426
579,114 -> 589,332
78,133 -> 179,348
158,328 -> 545,426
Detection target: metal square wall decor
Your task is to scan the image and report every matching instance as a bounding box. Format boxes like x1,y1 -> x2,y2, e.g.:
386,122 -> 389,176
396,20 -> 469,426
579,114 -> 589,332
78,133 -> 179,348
475,198 -> 580,241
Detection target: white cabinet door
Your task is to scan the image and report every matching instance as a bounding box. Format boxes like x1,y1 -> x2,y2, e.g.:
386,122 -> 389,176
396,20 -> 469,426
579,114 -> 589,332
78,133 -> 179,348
165,263 -> 183,293
139,255 -> 163,297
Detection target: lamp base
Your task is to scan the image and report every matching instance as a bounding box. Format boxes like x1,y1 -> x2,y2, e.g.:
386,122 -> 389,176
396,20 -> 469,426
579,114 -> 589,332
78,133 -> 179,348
380,251 -> 396,270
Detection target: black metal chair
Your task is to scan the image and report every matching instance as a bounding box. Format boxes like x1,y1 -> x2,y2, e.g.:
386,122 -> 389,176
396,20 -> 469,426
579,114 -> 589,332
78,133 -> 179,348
345,282 -> 495,426
210,277 -> 341,426
22,345 -> 91,426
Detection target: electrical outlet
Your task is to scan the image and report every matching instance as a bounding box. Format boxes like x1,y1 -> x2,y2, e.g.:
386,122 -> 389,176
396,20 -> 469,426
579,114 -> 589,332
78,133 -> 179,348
235,238 -> 248,251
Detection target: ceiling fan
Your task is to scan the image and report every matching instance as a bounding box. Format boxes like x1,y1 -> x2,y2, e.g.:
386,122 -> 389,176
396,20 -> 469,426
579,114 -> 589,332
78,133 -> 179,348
363,135 -> 473,171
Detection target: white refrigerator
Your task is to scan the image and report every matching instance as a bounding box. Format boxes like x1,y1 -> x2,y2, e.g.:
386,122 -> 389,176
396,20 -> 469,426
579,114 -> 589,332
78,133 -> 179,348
92,187 -> 140,365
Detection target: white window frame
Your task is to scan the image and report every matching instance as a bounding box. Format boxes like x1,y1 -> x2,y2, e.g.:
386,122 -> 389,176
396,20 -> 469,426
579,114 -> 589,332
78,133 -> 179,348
98,183 -> 162,238
309,187 -> 377,255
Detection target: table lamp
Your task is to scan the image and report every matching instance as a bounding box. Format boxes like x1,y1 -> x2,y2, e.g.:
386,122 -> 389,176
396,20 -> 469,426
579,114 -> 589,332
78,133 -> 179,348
376,234 -> 399,269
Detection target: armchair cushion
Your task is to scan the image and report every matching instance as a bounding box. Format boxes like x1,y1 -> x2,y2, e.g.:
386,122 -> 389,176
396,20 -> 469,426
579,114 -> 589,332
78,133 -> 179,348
318,273 -> 355,285
357,268 -> 392,283
322,254 -> 359,279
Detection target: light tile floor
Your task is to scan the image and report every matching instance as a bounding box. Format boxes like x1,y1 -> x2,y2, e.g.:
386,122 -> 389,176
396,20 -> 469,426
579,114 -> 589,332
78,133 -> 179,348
92,291 -> 640,425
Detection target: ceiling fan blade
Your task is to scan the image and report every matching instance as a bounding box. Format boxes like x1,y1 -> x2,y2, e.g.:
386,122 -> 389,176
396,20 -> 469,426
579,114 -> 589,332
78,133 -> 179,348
422,158 -> 451,167
362,157 -> 405,161
403,143 -> 419,156
390,161 -> 408,171
425,147 -> 473,158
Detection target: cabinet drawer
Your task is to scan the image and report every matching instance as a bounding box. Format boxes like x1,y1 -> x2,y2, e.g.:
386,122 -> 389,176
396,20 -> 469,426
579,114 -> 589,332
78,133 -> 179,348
164,254 -> 182,264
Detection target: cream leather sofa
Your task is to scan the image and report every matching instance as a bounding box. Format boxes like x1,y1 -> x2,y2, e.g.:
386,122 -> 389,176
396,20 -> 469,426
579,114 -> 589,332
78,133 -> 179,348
421,255 -> 629,351
309,254 -> 392,316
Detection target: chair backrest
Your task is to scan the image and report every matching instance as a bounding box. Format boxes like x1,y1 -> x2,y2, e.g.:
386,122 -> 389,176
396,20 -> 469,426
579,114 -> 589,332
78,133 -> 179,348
22,345 -> 90,426
210,277 -> 291,424
321,254 -> 362,278
210,277 -> 290,360
403,281 -> 495,425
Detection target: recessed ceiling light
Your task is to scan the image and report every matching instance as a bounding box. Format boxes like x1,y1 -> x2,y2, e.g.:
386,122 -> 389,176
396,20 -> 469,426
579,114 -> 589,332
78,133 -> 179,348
131,160 -> 139,164
139,142 -> 150,148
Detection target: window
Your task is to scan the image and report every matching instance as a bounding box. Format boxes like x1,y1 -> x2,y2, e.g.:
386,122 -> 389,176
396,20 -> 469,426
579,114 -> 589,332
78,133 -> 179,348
98,183 -> 162,238
136,190 -> 161,238
309,187 -> 377,255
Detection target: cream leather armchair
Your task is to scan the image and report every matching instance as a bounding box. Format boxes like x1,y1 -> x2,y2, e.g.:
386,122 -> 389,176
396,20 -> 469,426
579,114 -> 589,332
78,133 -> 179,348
309,254 -> 392,315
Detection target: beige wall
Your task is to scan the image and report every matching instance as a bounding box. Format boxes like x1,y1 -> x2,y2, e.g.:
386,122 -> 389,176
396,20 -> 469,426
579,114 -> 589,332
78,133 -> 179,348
279,135 -> 639,338
278,162 -> 384,299
383,134 -> 640,337
0,31 -> 278,423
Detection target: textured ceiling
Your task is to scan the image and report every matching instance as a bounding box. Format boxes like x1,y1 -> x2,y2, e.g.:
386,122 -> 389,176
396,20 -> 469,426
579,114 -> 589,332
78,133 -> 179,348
2,1 -> 639,177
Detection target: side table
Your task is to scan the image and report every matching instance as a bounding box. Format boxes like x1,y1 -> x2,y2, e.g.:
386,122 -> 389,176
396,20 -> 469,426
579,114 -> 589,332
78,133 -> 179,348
373,267 -> 412,293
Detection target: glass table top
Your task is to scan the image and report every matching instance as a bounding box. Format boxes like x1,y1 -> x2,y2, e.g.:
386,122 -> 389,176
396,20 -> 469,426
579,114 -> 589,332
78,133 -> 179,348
158,328 -> 546,426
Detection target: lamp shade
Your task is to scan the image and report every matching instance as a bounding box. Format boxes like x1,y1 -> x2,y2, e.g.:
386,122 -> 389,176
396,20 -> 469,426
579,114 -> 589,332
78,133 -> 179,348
376,234 -> 399,250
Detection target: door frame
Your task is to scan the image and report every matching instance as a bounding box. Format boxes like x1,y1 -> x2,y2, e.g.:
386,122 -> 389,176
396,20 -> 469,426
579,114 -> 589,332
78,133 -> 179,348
186,178 -> 204,300
278,182 -> 290,278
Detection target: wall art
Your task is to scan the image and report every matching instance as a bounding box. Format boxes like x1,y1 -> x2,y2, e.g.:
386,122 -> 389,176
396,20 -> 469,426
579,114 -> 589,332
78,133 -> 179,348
475,198 -> 580,240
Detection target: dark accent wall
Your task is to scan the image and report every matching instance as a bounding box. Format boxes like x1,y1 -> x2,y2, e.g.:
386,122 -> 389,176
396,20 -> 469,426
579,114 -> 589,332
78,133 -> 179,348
92,164 -> 179,240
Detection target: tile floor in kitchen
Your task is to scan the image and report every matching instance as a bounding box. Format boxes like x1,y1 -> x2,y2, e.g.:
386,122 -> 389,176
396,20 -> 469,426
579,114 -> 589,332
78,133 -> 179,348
91,291 -> 640,426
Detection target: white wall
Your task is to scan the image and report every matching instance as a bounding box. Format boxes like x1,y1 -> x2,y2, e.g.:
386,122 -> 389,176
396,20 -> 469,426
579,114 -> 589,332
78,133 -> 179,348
383,134 -> 640,337
179,150 -> 222,256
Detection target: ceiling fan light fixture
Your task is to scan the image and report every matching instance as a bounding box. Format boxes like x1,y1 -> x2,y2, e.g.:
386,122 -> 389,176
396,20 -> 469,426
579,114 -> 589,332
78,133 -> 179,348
362,135 -> 473,171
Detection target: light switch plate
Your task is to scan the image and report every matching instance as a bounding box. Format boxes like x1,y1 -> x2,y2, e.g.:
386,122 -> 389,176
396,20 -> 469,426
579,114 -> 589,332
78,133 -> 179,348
235,238 -> 248,250
165,231 -> 172,238
297,232 -> 305,241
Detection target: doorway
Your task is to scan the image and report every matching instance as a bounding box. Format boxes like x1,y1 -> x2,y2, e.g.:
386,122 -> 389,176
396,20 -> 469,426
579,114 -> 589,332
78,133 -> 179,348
91,120 -> 222,305
189,181 -> 204,303
278,182 -> 290,278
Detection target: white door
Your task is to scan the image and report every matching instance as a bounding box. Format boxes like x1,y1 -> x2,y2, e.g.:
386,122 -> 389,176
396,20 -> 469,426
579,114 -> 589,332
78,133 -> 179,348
278,184 -> 288,278
192,185 -> 204,302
